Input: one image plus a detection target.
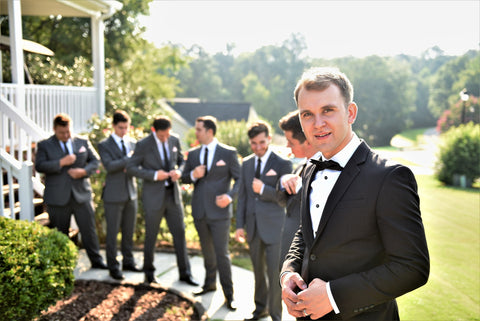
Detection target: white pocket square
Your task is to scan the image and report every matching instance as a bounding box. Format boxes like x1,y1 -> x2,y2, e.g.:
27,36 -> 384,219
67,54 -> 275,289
216,159 -> 226,166
172,146 -> 178,152
78,146 -> 86,153
266,169 -> 277,176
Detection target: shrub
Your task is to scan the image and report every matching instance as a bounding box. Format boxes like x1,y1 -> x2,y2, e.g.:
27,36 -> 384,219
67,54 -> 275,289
435,122 -> 480,186
0,217 -> 78,320
185,119 -> 251,157
437,95 -> 480,133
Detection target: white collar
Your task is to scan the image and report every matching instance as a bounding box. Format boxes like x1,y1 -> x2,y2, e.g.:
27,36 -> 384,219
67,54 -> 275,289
257,147 -> 272,164
312,132 -> 361,167
203,137 -> 218,151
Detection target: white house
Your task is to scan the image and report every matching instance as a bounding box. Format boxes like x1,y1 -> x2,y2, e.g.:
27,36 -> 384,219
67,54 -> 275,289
0,0 -> 122,220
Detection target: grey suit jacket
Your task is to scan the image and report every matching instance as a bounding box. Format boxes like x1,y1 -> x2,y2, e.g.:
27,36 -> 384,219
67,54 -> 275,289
182,143 -> 241,220
278,161 -> 305,260
98,135 -> 137,203
126,132 -> 184,209
35,134 -> 99,206
282,142 -> 429,320
236,152 -> 292,244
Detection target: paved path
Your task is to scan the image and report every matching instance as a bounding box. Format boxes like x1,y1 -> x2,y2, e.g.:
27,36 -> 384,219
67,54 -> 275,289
75,249 -> 294,320
375,127 -> 440,175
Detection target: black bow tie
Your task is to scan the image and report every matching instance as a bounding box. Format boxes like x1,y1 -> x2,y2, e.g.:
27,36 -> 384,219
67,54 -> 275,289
310,158 -> 343,171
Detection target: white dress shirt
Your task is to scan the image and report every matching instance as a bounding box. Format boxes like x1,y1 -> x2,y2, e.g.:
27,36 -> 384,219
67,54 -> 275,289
190,138 -> 218,181
308,133 -> 361,314
152,132 -> 170,181
111,133 -> 131,156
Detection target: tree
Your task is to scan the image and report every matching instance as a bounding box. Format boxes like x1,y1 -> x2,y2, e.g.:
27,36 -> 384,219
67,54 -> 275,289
428,51 -> 479,118
338,56 -> 416,146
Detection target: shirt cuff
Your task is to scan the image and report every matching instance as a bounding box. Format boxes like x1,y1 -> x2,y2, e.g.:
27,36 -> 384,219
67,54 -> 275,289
259,184 -> 265,195
153,171 -> 158,181
326,282 -> 340,314
190,171 -> 197,182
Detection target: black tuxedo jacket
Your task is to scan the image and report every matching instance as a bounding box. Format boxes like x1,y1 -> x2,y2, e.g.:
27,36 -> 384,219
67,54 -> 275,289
282,142 -> 429,320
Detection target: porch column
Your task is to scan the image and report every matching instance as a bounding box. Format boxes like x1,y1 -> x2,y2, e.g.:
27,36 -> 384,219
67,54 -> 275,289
91,16 -> 105,119
7,0 -> 25,111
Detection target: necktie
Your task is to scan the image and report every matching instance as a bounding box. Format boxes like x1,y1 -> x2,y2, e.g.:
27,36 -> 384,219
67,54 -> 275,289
162,142 -> 169,169
120,140 -> 127,156
255,158 -> 262,178
63,142 -> 69,155
310,158 -> 343,171
203,147 -> 209,176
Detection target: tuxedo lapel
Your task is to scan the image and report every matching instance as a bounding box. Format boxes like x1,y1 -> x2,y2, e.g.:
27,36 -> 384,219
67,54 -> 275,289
313,142 -> 369,242
301,162 -> 317,246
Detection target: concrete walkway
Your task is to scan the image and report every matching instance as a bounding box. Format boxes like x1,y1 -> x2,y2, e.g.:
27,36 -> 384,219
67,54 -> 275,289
75,249 -> 294,320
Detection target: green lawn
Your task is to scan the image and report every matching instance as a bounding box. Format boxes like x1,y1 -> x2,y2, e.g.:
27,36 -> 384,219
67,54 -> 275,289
398,174 -> 480,320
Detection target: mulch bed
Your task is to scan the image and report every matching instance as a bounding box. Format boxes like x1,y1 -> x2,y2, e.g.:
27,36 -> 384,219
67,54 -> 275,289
36,280 -> 206,321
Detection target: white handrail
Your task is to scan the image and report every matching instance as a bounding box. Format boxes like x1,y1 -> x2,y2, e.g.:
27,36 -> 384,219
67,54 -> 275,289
0,148 -> 34,221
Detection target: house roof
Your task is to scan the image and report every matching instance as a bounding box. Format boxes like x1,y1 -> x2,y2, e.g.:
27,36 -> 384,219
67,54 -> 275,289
167,99 -> 253,126
0,0 -> 122,18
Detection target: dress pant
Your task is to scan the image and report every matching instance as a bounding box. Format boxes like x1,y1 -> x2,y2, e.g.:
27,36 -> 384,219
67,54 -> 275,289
47,196 -> 104,266
248,228 -> 283,321
194,217 -> 234,299
143,188 -> 191,278
104,198 -> 138,270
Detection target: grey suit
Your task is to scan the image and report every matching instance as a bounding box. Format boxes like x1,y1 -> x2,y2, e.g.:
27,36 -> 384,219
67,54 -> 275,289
277,161 -> 306,263
182,142 -> 240,299
237,151 -> 292,320
126,132 -> 192,278
35,134 -> 104,266
98,135 -> 138,271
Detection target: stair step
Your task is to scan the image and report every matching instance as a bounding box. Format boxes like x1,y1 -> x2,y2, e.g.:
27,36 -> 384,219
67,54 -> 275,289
34,212 -> 50,226
2,183 -> 19,196
3,198 -> 44,217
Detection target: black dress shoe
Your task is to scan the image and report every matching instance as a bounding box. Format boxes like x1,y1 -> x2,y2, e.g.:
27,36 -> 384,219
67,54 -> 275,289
109,269 -> 125,280
179,275 -> 199,286
244,310 -> 269,321
193,284 -> 217,296
224,298 -> 237,311
91,261 -> 108,269
123,264 -> 142,272
144,272 -> 157,284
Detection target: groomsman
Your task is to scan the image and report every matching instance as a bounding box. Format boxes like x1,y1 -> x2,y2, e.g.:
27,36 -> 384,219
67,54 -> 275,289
35,113 -> 107,269
235,120 -> 292,321
277,110 -> 317,263
98,110 -> 141,280
127,116 -> 198,286
182,116 -> 240,311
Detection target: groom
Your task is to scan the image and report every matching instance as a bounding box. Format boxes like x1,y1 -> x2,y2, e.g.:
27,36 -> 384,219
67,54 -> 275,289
280,67 -> 429,320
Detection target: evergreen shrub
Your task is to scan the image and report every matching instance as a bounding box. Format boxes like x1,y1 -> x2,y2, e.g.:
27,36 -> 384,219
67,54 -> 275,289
0,217 -> 78,320
435,122 -> 480,186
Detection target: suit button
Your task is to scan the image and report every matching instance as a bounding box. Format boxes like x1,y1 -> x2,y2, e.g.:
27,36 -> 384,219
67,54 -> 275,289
309,254 -> 316,261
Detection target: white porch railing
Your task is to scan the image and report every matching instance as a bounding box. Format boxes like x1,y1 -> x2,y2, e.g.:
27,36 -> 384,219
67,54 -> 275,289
0,148 -> 34,221
1,83 -> 98,134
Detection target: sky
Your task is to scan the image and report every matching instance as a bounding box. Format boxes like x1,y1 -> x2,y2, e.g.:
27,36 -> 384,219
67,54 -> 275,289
139,0 -> 479,59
